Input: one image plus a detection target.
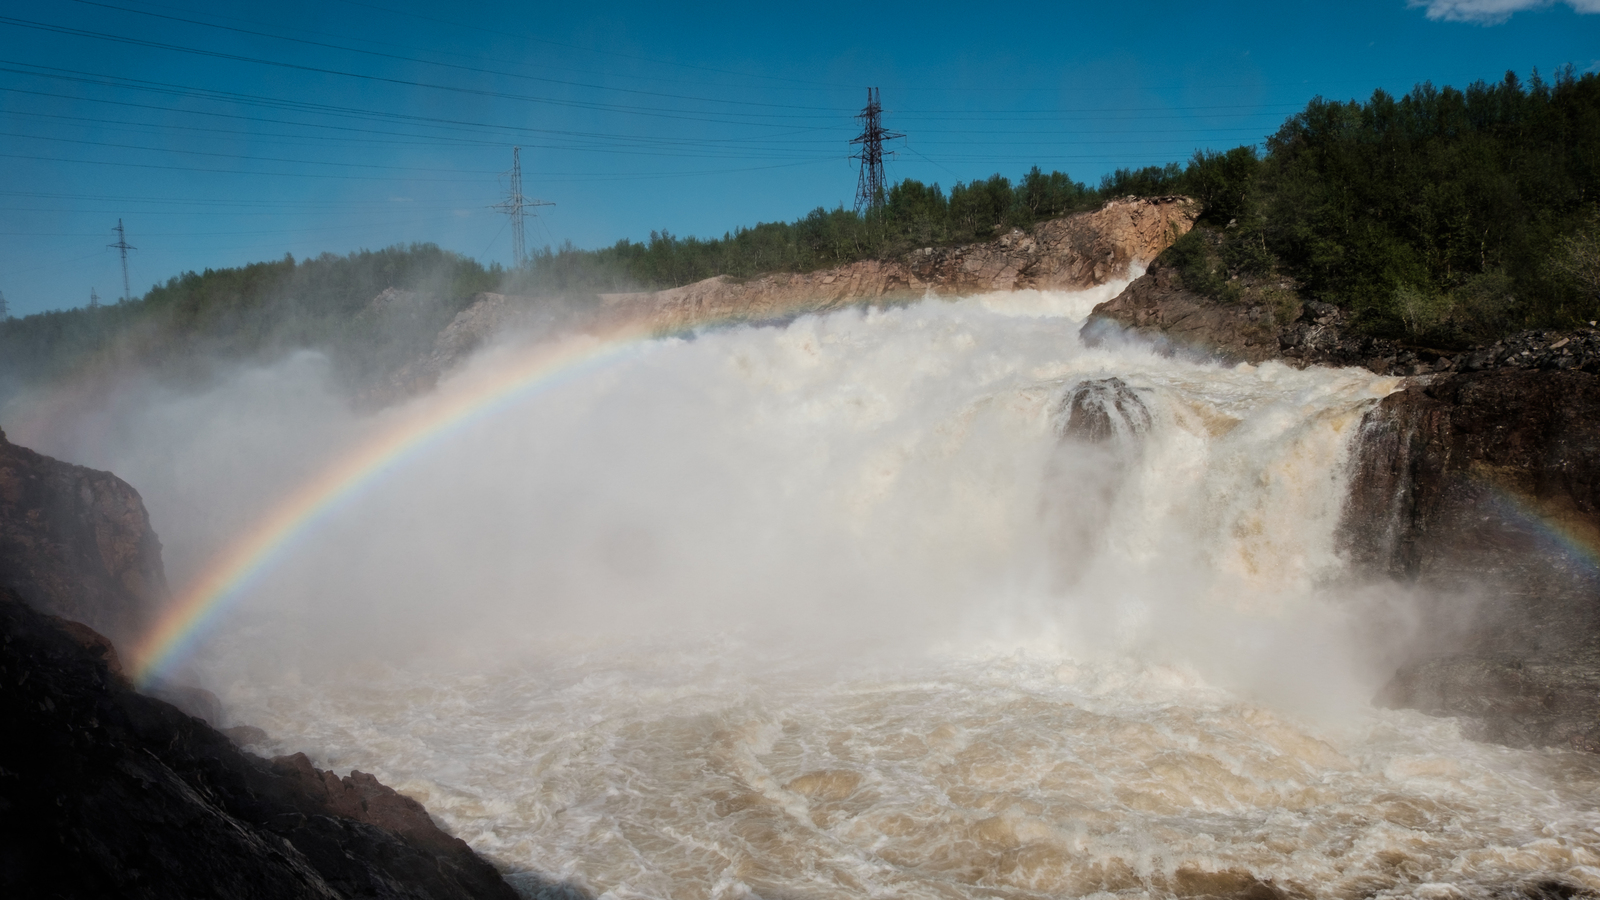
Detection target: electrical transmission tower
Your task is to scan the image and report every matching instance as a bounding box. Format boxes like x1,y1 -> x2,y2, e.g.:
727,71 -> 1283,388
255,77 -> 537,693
108,219 -> 135,301
492,147 -> 554,268
89,288 -> 99,310
0,290 -> 8,320
850,87 -> 903,213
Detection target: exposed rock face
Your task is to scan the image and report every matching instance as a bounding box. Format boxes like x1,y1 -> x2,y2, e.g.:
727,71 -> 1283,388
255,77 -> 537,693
0,426 -> 166,646
604,197 -> 1197,335
909,196 -> 1199,294
363,199 -> 1195,405
1081,264 -> 1290,364
0,589 -> 530,899
1343,370 -> 1600,749
1086,259 -> 1600,378
0,433 -> 545,897
1087,261 -> 1600,752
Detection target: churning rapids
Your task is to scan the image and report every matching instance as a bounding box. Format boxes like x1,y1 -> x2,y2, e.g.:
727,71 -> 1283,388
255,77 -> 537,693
65,283 -> 1600,898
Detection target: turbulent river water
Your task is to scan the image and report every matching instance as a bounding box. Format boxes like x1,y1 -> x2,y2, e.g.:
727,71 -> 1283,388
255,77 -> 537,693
62,284 -> 1600,898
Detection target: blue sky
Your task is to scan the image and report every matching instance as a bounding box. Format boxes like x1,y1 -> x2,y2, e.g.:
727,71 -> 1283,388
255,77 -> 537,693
1,0 -> 1596,317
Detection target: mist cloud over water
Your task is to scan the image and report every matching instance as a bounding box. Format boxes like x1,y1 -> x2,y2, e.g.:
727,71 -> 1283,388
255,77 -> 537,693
15,286 -> 1600,898
9,282 -> 1409,704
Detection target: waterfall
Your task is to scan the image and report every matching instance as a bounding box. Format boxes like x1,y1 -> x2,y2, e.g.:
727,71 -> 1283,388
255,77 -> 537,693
49,285 -> 1600,899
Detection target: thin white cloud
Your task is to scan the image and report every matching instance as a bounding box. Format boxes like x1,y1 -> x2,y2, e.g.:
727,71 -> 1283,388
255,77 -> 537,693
1408,0 -> 1600,24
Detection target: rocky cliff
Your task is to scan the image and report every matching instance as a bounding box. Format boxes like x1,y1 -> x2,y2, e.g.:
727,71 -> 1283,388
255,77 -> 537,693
1346,370 -> 1600,750
600,196 -> 1197,335
0,589 -> 530,899
0,433 -> 538,898
1084,261 -> 1600,751
0,426 -> 167,647
1085,258 -> 1600,378
373,198 -> 1198,403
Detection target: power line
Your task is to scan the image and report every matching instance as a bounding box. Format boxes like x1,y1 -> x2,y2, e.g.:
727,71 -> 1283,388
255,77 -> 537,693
59,0 -> 851,114
0,17 -> 847,125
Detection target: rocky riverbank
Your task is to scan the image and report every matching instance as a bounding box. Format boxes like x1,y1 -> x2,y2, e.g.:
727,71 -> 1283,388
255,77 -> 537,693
1085,259 -> 1600,752
0,427 -> 536,898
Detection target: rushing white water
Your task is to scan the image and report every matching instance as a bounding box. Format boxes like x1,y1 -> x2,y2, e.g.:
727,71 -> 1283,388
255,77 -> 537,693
77,285 -> 1600,898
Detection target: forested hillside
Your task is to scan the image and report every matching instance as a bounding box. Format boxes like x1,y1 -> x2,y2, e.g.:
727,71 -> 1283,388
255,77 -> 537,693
1159,67 -> 1600,344
0,245 -> 498,396
2,67 -> 1596,397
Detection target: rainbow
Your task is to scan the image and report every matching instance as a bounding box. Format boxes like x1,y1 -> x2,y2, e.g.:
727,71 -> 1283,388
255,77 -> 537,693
128,307 -> 758,686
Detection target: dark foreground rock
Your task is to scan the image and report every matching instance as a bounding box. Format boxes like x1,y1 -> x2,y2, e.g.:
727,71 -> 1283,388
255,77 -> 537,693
0,431 -> 557,897
0,426 -> 167,646
1343,370 -> 1600,750
0,588 -> 530,899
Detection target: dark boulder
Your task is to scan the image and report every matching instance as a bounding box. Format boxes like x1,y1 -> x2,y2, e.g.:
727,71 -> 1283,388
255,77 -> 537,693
1056,376 -> 1152,444
0,426 -> 167,647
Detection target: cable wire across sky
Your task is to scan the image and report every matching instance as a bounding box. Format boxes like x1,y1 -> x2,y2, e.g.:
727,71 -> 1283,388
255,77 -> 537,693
1,0 -> 1593,316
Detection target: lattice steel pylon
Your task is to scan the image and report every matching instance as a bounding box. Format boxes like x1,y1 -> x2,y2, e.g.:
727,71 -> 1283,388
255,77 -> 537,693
108,219 -> 135,301
849,87 -> 903,213
492,147 -> 554,268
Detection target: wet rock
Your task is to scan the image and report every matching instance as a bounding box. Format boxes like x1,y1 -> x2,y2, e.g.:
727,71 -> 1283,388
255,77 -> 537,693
0,426 -> 167,646
1168,866 -> 1296,900
1057,377 -> 1152,444
147,681 -> 224,725
1376,655 -> 1600,750
224,724 -> 270,747
0,588 -> 528,899
0,432 -> 557,898
1344,369 -> 1600,749
1047,378 -> 1153,588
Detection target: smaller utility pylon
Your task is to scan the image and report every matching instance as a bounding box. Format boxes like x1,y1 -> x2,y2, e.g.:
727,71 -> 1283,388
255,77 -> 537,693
89,288 -> 99,310
108,219 -> 135,301
492,147 -> 554,268
0,290 -> 8,320
850,87 -> 903,213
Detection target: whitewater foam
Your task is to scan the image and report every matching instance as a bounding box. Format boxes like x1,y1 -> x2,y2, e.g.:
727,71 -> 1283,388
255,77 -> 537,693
52,284 -> 1600,899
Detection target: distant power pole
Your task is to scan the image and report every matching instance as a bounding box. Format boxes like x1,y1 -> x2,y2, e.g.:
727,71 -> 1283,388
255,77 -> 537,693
0,290 -> 8,320
492,147 -> 554,268
108,219 -> 135,301
850,87 -> 904,214
89,288 -> 99,310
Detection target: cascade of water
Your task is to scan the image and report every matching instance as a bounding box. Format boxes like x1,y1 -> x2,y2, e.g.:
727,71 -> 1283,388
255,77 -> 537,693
37,286 -> 1600,900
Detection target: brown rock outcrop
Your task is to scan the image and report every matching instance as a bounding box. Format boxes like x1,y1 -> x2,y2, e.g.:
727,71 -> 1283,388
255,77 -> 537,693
603,196 -> 1198,334
364,198 -> 1195,404
1081,264 -> 1291,364
0,426 -> 167,645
